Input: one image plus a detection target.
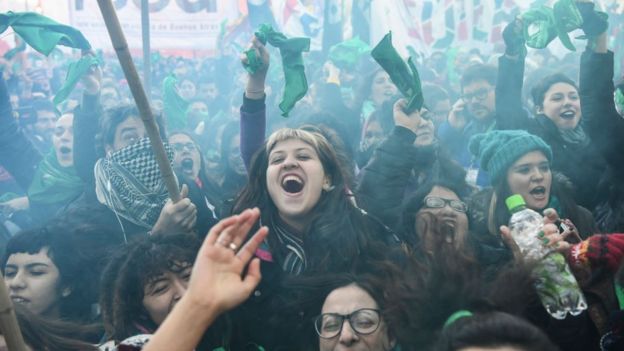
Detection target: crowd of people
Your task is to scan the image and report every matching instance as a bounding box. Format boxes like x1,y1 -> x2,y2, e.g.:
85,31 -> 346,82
1,0 -> 624,350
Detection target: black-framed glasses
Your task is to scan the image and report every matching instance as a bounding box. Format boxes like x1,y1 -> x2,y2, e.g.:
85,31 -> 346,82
171,142 -> 197,152
314,308 -> 381,339
423,196 -> 468,213
462,87 -> 491,102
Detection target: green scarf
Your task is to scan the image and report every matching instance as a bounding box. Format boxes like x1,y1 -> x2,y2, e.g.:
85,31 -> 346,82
521,6 -> 558,50
243,24 -> 310,117
162,74 -> 190,130
552,0 -> 583,51
53,55 -> 100,106
521,0 -> 606,52
28,151 -> 83,205
328,37 -> 370,69
371,32 -> 423,113
0,11 -> 91,56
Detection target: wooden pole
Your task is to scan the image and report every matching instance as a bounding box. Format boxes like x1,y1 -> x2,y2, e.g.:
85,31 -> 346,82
141,0 -> 151,94
0,273 -> 27,351
97,0 -> 181,202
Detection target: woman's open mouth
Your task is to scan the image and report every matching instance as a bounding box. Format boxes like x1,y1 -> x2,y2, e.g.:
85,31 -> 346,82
181,158 -> 194,172
281,175 -> 304,194
59,146 -> 72,154
529,186 -> 547,199
560,111 -> 576,120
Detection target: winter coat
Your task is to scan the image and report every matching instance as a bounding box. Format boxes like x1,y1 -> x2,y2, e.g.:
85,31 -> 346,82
495,54 -> 607,210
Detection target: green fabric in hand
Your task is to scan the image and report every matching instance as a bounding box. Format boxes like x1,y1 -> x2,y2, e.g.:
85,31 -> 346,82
522,6 -> 558,49
0,11 -> 91,56
371,32 -> 423,113
328,37 -> 370,69
53,55 -> 100,106
243,23 -> 310,117
163,74 -> 190,130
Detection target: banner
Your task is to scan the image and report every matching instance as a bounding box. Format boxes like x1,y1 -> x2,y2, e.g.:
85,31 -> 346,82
68,0 -> 239,52
370,0 -> 535,57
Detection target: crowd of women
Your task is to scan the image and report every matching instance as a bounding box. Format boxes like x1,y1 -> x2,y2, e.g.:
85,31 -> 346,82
1,0 -> 624,350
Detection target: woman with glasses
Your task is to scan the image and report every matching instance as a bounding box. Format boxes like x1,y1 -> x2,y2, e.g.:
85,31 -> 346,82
316,281 -> 396,351
358,98 -> 471,248
168,131 -> 220,234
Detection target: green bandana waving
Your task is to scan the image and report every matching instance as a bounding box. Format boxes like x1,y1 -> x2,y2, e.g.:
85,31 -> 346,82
162,74 -> 190,130
53,55 -> 100,106
0,11 -> 91,56
243,24 -> 310,117
371,32 -> 423,113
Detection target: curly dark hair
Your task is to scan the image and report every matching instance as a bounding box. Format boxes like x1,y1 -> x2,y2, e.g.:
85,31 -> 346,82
99,233 -> 200,342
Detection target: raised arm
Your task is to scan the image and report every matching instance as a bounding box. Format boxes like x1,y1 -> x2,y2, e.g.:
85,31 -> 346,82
240,37 -> 270,170
357,99 -> 424,231
579,30 -> 624,175
496,18 -> 531,131
72,60 -> 102,196
0,70 -> 41,190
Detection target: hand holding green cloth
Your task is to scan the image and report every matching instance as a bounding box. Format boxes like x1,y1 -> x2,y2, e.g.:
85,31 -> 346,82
27,151 -> 83,206
521,6 -> 558,49
163,74 -> 190,130
328,37 -> 370,69
521,0 -> 608,51
0,11 -> 91,56
243,24 -> 310,117
371,32 -> 423,113
53,55 -> 100,106
553,0 -> 583,51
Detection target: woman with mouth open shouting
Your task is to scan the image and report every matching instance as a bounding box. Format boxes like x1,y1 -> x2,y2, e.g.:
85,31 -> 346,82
233,37 -> 403,350
494,3 -> 612,211
466,129 -> 595,269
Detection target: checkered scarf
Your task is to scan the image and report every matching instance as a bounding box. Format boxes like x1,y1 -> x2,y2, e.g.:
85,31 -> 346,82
94,138 -> 177,229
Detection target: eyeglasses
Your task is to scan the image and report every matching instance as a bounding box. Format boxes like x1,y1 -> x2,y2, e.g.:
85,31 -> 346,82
462,87 -> 491,102
171,142 -> 197,152
423,196 -> 468,213
315,308 -> 381,339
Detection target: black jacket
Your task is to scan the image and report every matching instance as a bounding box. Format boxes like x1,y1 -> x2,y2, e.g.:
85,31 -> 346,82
496,54 -> 607,211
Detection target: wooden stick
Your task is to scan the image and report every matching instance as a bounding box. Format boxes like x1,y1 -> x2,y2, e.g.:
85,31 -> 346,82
0,273 -> 27,351
97,0 -> 181,202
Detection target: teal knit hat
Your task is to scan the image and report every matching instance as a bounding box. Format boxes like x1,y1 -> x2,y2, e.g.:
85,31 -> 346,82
469,130 -> 553,184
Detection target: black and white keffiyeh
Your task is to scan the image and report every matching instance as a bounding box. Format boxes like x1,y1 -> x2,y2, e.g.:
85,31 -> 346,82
94,138 -> 177,229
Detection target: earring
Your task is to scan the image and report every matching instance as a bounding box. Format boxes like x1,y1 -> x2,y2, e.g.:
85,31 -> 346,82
323,183 -> 335,192
62,288 -> 72,297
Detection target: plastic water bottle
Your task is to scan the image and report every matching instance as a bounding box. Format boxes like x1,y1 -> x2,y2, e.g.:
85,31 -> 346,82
506,195 -> 587,320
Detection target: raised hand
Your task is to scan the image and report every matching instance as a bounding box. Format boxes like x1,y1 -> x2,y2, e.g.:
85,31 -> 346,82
187,207 -> 268,314
241,36 -> 270,99
393,98 -> 422,134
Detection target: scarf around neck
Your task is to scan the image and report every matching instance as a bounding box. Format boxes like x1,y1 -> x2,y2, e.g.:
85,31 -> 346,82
270,215 -> 307,275
27,151 -> 83,205
559,124 -> 590,148
94,138 -> 177,229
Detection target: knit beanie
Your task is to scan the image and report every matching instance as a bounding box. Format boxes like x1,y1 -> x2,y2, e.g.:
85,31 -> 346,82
469,130 -> 553,184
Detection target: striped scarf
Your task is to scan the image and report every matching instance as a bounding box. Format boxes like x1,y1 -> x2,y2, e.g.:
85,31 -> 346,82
270,216 -> 307,275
